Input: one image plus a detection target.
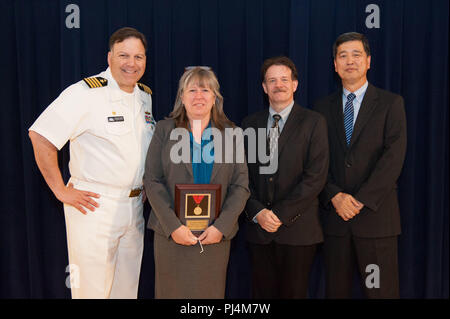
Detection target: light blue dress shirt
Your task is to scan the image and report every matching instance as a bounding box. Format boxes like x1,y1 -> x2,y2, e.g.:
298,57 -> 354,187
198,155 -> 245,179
342,81 -> 369,126
253,101 -> 295,223
267,101 -> 295,134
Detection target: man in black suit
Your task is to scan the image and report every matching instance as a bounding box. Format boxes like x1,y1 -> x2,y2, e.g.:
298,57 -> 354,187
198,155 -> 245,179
242,56 -> 329,298
313,32 -> 407,298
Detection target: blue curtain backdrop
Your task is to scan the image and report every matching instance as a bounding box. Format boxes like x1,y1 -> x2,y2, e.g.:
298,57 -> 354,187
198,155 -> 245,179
0,0 -> 447,298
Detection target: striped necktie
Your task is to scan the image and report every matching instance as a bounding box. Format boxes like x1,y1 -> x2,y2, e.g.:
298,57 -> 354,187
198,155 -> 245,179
344,93 -> 356,145
269,114 -> 281,158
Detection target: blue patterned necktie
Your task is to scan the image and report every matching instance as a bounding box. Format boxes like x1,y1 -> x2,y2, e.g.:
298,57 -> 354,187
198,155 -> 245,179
344,93 -> 356,145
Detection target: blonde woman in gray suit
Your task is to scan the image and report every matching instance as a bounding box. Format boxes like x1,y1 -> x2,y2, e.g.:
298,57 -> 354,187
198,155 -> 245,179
144,67 -> 250,298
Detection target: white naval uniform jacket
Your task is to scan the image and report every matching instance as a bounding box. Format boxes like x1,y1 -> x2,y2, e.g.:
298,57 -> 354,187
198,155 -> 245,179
29,67 -> 155,190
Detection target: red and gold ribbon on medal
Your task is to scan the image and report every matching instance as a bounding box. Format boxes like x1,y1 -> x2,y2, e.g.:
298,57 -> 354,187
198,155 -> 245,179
192,195 -> 204,215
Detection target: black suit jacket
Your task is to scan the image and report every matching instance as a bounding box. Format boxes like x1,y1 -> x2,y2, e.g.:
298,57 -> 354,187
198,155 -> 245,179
241,103 -> 329,245
313,83 -> 407,238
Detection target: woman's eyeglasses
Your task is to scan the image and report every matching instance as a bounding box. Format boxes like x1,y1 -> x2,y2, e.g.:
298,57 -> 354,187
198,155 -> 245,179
185,66 -> 212,72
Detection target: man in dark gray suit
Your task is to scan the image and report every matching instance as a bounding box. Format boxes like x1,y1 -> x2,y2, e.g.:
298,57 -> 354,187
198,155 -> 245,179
242,56 -> 329,298
313,32 -> 407,298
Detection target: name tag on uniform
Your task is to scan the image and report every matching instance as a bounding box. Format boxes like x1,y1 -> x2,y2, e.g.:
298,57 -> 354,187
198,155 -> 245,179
108,116 -> 124,122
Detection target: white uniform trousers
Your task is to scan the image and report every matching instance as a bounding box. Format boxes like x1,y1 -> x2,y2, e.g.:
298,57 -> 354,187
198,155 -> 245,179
64,186 -> 144,299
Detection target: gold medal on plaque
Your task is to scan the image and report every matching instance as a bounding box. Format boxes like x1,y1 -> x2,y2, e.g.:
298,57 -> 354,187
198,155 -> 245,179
194,206 -> 202,215
192,195 -> 204,215
175,184 -> 222,237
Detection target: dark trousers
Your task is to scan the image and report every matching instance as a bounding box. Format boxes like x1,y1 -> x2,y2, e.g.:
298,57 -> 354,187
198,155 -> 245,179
248,241 -> 317,299
323,234 -> 400,299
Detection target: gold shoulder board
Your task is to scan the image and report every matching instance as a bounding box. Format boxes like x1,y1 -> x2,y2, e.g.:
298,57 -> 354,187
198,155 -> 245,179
83,76 -> 108,88
137,83 -> 152,95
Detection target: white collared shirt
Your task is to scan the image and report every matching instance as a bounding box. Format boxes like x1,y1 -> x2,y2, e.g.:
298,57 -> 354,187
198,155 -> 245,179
29,67 -> 155,189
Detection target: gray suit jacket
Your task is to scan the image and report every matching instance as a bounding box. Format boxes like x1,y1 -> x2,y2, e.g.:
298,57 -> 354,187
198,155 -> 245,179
144,119 -> 250,240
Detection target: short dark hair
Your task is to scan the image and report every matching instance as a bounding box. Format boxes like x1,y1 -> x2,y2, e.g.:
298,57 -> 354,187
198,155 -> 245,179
109,27 -> 147,51
261,56 -> 298,83
333,32 -> 370,58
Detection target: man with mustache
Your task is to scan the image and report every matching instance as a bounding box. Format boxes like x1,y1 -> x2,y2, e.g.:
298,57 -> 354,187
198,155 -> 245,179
242,56 -> 329,298
28,27 -> 155,298
314,32 -> 407,298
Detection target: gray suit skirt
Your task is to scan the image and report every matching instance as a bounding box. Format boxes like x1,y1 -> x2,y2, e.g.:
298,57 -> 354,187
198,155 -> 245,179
153,232 -> 231,298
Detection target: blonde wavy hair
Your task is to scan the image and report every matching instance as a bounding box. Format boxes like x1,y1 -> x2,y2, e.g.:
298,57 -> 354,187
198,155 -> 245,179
168,67 -> 234,131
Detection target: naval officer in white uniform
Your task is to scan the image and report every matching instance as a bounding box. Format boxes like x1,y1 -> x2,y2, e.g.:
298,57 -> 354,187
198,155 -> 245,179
28,27 -> 155,299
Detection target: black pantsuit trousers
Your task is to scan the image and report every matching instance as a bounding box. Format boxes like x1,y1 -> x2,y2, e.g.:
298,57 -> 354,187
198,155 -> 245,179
323,234 -> 400,299
248,241 -> 317,298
